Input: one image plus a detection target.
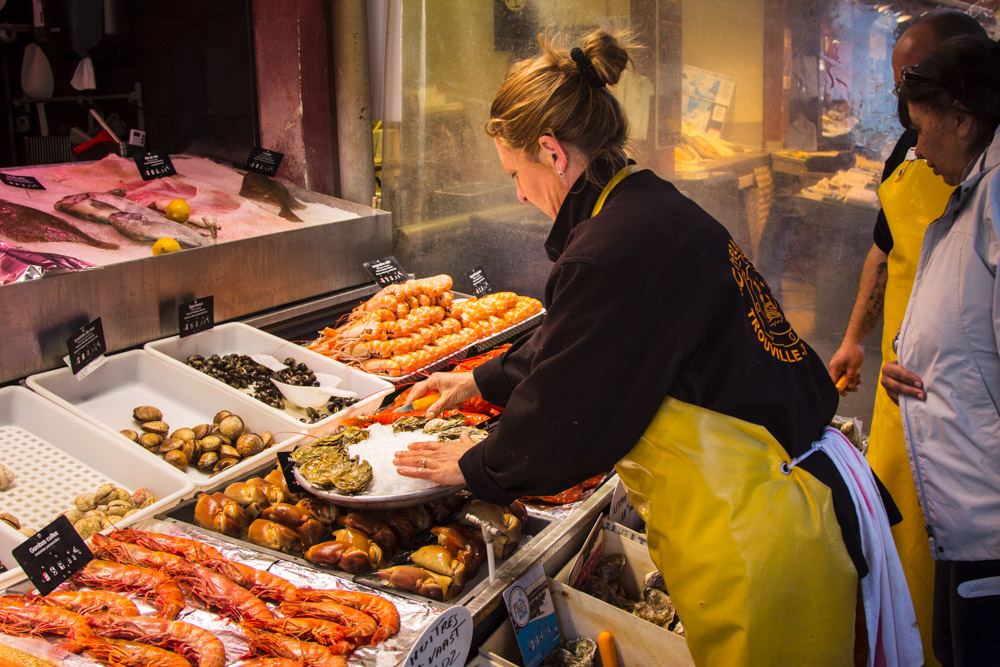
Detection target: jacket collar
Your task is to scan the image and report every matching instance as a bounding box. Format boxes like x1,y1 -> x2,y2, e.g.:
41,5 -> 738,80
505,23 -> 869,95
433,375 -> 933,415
954,125 -> 1000,210
544,155 -> 628,261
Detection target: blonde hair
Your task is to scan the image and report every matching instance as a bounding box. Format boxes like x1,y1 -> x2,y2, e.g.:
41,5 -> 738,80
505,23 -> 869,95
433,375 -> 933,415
486,29 -> 635,184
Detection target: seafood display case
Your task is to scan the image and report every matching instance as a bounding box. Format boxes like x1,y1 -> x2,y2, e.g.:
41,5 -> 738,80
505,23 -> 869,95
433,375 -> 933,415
0,155 -> 391,385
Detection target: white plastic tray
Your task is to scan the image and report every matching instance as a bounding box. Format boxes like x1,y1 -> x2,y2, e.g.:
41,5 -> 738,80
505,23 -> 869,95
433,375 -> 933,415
26,350 -> 306,491
0,386 -> 196,590
145,322 -> 394,434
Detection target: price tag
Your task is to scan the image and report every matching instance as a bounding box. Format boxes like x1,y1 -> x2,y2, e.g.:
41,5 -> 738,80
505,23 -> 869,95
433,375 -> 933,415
134,152 -> 177,181
609,477 -> 645,533
0,173 -> 45,190
12,515 -> 93,596
178,296 -> 214,338
467,265 -> 492,297
402,606 -> 472,667
363,256 -> 407,286
276,451 -> 307,494
246,146 -> 285,177
502,563 -> 561,667
66,317 -> 107,377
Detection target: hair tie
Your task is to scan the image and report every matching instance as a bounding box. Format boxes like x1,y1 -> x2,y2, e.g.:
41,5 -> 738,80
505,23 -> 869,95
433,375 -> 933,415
571,47 -> 605,88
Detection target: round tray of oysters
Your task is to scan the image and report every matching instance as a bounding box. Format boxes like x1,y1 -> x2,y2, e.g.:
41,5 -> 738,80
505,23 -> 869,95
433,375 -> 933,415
291,416 -> 488,510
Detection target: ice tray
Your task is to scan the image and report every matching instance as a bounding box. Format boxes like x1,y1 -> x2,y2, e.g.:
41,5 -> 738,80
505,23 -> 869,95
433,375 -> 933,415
26,350 -> 306,491
145,322 -> 394,434
0,386 -> 195,590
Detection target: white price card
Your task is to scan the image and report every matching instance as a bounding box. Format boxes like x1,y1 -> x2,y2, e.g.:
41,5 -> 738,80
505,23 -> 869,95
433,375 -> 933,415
609,476 -> 644,532
403,605 -> 473,667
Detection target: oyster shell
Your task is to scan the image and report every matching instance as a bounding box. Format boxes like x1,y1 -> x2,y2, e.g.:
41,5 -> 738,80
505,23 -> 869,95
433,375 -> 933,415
292,444 -> 373,494
392,416 -> 427,433
423,415 -> 466,434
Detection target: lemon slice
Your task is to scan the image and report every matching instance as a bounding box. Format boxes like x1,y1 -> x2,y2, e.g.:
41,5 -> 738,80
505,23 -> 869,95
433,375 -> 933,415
151,237 -> 181,255
164,198 -> 190,223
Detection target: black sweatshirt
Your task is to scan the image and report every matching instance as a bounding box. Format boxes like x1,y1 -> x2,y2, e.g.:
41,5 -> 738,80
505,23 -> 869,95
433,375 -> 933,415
459,159 -> 875,574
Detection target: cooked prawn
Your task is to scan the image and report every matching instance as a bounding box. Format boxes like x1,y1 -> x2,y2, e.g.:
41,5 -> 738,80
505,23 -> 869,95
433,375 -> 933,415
198,558 -> 298,602
277,600 -> 376,640
31,589 -> 139,616
292,588 -> 400,644
82,637 -> 192,667
244,629 -> 347,667
72,559 -> 185,620
90,532 -> 195,578
0,600 -> 94,652
173,563 -> 275,623
243,617 -> 354,653
85,612 -> 226,667
109,529 -> 225,563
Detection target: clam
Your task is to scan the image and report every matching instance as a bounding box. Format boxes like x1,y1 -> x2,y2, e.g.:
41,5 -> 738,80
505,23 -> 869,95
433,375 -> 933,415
164,450 -> 189,471
0,513 -> 20,530
217,415 -> 245,439
140,420 -> 170,436
93,483 -> 118,505
219,444 -> 240,460
158,438 -> 183,454
106,500 -> 132,517
197,451 -> 219,470
74,493 -> 97,512
236,433 -> 264,458
181,439 -> 200,463
130,488 -> 156,506
120,429 -> 139,442
192,423 -> 212,439
199,435 -> 222,452
63,509 -> 83,524
212,457 -> 239,474
170,427 -> 196,442
260,431 -> 275,448
213,410 -> 233,424
132,405 -> 163,422
139,433 -> 163,449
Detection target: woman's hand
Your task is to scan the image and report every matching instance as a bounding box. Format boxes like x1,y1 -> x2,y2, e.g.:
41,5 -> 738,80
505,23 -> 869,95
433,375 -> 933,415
880,361 -> 926,404
828,341 -> 865,395
407,371 -> 480,419
393,431 -> 479,486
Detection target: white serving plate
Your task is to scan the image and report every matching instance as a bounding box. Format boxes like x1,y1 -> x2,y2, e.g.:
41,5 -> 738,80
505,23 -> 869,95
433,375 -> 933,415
145,322 -> 394,434
291,423 -> 463,510
0,386 -> 195,590
26,350 -> 305,491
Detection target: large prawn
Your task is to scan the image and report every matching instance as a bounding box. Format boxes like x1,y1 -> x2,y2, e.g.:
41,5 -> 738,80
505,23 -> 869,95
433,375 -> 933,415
0,600 -> 94,652
277,600 -> 376,640
72,559 -> 185,620
242,617 -> 354,654
289,588 -> 399,643
85,613 -> 226,667
243,629 -> 348,667
173,563 -> 275,623
4,590 -> 139,616
82,637 -> 193,667
109,529 -> 225,562
90,532 -> 196,578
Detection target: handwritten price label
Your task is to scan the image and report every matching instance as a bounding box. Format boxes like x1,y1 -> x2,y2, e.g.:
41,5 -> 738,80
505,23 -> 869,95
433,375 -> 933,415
403,606 -> 472,667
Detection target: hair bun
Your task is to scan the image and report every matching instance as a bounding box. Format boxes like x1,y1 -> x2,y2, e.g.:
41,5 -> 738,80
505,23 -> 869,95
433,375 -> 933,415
580,29 -> 633,87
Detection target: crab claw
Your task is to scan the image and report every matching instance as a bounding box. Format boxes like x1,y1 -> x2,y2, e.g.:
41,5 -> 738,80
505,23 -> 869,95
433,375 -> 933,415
376,565 -> 457,601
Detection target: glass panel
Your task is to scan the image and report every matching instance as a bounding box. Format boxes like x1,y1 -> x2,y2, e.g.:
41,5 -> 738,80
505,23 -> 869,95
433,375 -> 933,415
376,0 -> 997,420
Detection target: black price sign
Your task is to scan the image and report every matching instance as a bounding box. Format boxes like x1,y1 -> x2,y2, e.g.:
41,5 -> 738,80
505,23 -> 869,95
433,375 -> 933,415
467,266 -> 492,296
134,152 -> 177,181
12,515 -> 93,596
276,451 -> 307,494
0,173 -> 45,190
179,296 -> 214,338
246,146 -> 285,177
67,317 -> 107,375
363,256 -> 407,286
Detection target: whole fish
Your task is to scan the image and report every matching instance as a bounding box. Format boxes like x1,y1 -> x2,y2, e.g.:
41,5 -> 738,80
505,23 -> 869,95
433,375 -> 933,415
55,193 -> 211,248
0,199 -> 118,249
240,172 -> 305,222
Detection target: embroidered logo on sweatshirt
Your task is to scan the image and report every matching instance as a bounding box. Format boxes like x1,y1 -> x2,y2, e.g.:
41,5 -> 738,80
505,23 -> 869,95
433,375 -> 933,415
727,240 -> 810,363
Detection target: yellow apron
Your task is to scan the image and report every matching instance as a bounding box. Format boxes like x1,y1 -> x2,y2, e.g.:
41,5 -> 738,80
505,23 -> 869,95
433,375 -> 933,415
595,169 -> 856,665
870,158 -> 954,666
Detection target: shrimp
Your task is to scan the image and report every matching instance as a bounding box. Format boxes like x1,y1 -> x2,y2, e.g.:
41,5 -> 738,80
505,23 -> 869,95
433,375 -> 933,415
198,558 -> 298,602
240,659 -> 305,667
360,358 -> 402,377
82,637 -> 192,667
244,629 -> 347,667
0,600 -> 94,652
109,529 -> 225,563
293,589 -> 400,644
90,532 -> 195,578
32,589 -> 139,616
277,600 -> 376,640
85,613 -> 225,667
243,617 -> 354,653
73,559 -> 185,620
173,563 -> 275,623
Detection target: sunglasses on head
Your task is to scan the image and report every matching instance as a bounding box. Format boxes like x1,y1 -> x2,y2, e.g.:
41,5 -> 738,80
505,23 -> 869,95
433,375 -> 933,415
893,64 -> 933,95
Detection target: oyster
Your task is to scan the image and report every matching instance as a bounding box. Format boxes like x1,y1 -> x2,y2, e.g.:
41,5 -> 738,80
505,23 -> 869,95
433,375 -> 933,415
313,426 -> 369,448
293,444 -> 373,494
435,426 -> 488,443
423,415 -> 465,434
540,638 -> 597,667
392,416 -> 427,433
633,587 -> 677,628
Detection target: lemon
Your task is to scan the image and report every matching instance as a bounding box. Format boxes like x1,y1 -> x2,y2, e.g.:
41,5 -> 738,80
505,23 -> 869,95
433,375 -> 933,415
151,237 -> 181,255
164,199 -> 190,223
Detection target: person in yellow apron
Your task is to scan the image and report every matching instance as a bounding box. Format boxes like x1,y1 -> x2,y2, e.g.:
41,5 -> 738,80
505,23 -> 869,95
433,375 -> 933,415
827,13 -> 984,665
392,29 -> 918,665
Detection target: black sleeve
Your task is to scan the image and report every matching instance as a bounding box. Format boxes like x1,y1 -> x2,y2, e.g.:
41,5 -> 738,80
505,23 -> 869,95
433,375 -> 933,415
473,329 -> 540,406
873,130 -> 918,253
459,261 -> 697,505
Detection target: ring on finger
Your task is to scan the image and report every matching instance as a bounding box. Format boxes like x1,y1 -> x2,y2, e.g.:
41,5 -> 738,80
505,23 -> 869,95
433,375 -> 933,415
420,457 -> 427,469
